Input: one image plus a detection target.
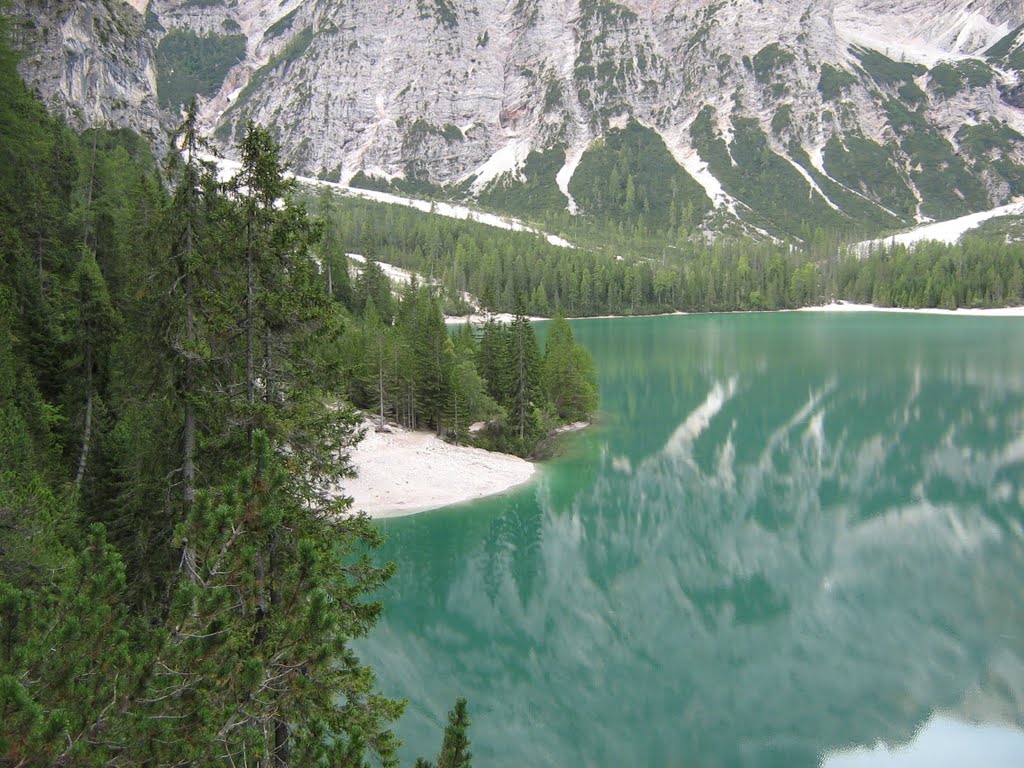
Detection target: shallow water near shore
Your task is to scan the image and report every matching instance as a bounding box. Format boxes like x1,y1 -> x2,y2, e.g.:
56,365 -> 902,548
358,312 -> 1024,767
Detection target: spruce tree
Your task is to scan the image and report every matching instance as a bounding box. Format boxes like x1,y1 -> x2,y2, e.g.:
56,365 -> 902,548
132,433 -> 402,766
508,309 -> 541,445
437,697 -> 472,768
542,313 -> 598,422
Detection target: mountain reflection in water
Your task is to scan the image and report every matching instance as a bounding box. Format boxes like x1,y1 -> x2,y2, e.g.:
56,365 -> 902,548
359,314 -> 1024,767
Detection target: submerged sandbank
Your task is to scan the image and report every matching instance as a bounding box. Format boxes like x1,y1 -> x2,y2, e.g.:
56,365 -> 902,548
337,422 -> 535,518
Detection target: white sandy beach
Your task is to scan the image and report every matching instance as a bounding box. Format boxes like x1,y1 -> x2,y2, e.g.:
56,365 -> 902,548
796,301 -> 1024,317
337,422 -> 535,518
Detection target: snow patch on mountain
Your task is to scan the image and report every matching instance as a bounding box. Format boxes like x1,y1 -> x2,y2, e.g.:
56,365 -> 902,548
784,154 -> 842,212
855,198 -> 1024,251
556,144 -> 587,215
201,153 -> 575,249
834,0 -> 1015,66
658,126 -> 741,214
469,139 -> 532,194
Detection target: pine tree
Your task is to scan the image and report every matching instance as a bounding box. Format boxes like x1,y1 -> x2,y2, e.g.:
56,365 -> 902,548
508,309 -> 541,444
65,249 -> 120,493
437,697 -> 472,768
542,313 -> 598,422
132,433 -> 402,766
410,288 -> 454,434
356,257 -> 394,324
0,525 -> 145,765
415,697 -> 473,768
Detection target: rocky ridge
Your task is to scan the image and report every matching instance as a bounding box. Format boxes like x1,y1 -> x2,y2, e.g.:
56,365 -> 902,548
9,0 -> 164,143
12,1 -> 1024,238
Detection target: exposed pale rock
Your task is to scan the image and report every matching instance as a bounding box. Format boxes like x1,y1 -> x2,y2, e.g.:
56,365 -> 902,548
135,0 -> 1022,200
10,0 -> 165,144
11,0 -> 1024,229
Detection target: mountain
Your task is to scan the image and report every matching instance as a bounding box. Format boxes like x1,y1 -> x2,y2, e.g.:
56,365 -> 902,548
8,0 -> 164,144
11,0 -> 1024,239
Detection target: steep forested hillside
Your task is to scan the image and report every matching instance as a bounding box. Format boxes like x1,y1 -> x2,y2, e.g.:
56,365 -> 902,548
0,15 -> 414,760
316,191 -> 1024,317
0,7 -> 603,758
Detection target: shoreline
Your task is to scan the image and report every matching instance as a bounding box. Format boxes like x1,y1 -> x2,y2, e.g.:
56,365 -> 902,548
793,301 -> 1024,317
446,303 -> 1024,324
336,421 -> 536,519
344,303 -> 1021,519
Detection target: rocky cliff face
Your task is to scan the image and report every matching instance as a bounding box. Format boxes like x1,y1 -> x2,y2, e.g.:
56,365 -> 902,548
9,0 -> 164,143
13,0 -> 1024,237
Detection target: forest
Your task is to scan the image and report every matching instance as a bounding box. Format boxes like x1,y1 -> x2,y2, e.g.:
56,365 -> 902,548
322,194 -> 1024,318
0,9 -> 593,761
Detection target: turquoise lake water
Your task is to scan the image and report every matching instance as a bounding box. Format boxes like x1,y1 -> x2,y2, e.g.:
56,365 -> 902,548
358,313 -> 1024,767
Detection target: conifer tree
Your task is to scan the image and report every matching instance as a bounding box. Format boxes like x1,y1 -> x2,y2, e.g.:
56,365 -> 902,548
508,309 -> 541,444
437,697 -> 472,768
66,249 -> 120,493
415,698 -> 472,768
542,313 -> 598,422
133,433 -> 402,766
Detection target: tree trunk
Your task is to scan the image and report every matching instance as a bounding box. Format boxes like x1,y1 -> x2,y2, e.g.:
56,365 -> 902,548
183,219 -> 196,511
270,529 -> 289,764
377,339 -> 385,428
265,325 -> 274,406
246,215 -> 256,445
74,354 -> 93,493
274,719 -> 291,766
517,336 -> 527,440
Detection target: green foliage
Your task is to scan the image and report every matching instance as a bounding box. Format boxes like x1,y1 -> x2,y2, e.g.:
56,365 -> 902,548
822,134 -> 917,219
350,168 -> 450,199
219,27 -> 315,137
690,107 -> 848,237
752,43 -> 795,84
817,64 -> 857,101
4,37 -> 1024,767
471,313 -> 543,455
928,59 -> 994,97
786,142 -> 903,231
837,237 -> 1024,309
282,25 -> 315,64
309,186 -> 859,317
771,105 -> 793,136
579,0 -> 638,25
881,97 -> 991,219
417,0 -> 459,28
437,698 -> 472,768
266,8 -> 299,39
985,24 -> 1024,59
897,81 -> 927,107
573,0 -> 649,118
955,120 -> 1024,197
355,258 -> 396,324
0,19 -> 433,760
543,75 -> 563,111
145,6 -> 164,32
570,120 -> 711,234
477,145 -> 569,221
155,30 -> 246,110
851,46 -> 926,85
402,118 -> 464,152
542,314 -> 598,422
0,525 -> 144,765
